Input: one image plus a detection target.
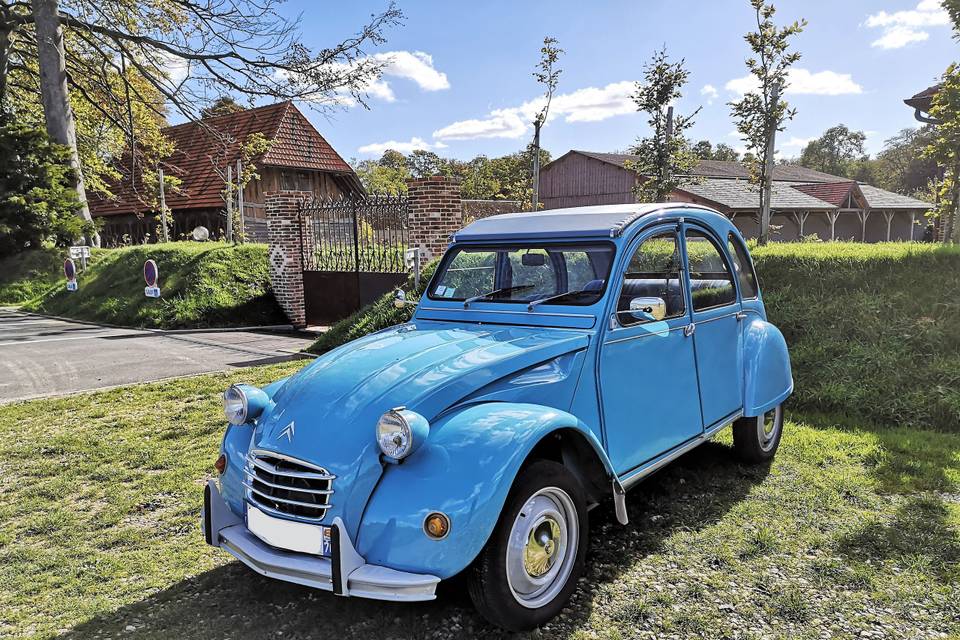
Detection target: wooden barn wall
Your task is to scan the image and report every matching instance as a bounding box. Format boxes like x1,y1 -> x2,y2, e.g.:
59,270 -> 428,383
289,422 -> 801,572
539,154 -> 637,210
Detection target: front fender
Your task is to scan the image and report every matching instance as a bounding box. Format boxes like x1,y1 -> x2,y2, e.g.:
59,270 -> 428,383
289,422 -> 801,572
354,402 -> 612,579
743,319 -> 793,416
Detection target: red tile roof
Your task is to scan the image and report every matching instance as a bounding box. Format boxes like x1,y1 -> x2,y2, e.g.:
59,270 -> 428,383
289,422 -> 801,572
790,181 -> 860,207
89,101 -> 360,217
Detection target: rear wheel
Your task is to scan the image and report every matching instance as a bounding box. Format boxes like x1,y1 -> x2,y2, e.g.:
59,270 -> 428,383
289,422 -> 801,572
468,460 -> 587,631
733,404 -> 784,463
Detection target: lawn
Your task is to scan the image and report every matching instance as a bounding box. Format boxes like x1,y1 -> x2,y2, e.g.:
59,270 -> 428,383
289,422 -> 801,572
1,364 -> 957,639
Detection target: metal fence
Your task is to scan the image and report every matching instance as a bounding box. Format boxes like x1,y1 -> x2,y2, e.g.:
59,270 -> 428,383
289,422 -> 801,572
299,195 -> 409,273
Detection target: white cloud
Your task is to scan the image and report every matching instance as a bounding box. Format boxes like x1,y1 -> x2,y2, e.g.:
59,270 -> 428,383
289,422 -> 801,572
782,136 -> 814,148
433,80 -> 637,141
357,137 -> 447,156
865,0 -> 949,48
373,51 -> 450,91
725,68 -> 863,96
700,84 -> 719,105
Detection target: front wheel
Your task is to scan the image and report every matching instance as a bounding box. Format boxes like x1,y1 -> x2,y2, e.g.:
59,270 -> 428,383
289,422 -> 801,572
468,460 -> 588,631
733,403 -> 784,463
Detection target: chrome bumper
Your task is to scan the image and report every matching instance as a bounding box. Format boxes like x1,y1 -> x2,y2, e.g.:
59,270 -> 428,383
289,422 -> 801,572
202,480 -> 440,602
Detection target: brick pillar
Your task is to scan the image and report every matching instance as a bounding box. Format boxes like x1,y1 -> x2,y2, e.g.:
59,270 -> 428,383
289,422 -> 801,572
265,191 -> 312,328
406,176 -> 462,261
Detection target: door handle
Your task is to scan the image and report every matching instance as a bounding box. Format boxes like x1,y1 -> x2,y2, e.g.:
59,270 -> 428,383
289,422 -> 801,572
736,311 -> 747,321
683,324 -> 695,337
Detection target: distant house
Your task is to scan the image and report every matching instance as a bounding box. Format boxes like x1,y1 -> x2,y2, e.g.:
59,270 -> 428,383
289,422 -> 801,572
89,101 -> 364,244
539,151 -> 932,242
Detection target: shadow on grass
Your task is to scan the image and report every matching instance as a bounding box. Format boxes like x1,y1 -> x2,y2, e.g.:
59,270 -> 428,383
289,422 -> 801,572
60,442 -> 767,639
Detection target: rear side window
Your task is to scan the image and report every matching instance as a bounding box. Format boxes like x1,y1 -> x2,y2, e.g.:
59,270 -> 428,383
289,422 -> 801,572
727,233 -> 758,299
685,229 -> 737,311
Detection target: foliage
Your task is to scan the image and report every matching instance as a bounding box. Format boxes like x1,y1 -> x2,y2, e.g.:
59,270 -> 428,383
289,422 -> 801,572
532,36 -> 563,131
0,246 -> 65,303
2,373 -> 959,638
798,124 -> 868,178
219,131 -> 271,242
628,47 -> 701,202
729,0 -> 806,232
0,117 -> 90,256
870,127 -> 941,196
200,96 -> 246,119
692,140 -> 741,161
924,63 -> 960,241
19,242 -> 285,328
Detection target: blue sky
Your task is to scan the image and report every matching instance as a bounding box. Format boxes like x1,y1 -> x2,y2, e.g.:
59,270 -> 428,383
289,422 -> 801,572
284,0 -> 956,162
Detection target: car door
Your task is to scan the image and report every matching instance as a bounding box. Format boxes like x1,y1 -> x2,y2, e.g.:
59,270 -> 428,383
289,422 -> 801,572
599,225 -> 704,475
684,226 -> 743,428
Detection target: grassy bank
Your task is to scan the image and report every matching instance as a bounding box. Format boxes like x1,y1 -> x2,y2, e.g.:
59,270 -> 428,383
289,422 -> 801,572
0,248 -> 70,305
311,243 -> 960,432
3,243 -> 286,329
0,365 -> 957,639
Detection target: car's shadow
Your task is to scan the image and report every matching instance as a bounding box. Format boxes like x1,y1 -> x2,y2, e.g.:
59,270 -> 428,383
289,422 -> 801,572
60,442 -> 768,639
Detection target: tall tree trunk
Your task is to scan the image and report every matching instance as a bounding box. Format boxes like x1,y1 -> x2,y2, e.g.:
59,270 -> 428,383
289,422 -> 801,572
32,0 -> 99,245
0,25 -> 11,108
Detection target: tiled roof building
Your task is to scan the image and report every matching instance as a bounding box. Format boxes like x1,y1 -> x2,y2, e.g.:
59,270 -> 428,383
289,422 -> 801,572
540,150 -> 933,242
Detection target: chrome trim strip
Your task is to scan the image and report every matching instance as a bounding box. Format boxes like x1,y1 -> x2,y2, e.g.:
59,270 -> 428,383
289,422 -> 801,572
244,469 -> 334,495
619,410 -> 742,491
603,324 -> 688,346
249,455 -> 336,480
691,310 -> 740,325
419,306 -> 595,320
243,482 -> 333,510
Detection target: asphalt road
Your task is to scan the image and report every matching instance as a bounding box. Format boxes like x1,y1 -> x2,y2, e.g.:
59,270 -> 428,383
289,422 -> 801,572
0,309 -> 315,403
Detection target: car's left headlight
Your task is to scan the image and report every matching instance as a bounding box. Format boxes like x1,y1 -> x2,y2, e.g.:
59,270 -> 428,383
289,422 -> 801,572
376,407 -> 429,462
223,383 -> 270,425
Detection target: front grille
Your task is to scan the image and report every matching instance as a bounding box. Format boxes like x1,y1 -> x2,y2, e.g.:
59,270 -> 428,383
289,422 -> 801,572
244,450 -> 335,522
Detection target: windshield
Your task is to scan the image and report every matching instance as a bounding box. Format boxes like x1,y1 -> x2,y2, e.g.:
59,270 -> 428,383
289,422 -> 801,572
428,243 -> 615,306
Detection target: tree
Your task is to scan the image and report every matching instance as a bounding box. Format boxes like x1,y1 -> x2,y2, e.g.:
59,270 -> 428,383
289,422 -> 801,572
530,36 -> 562,209
925,64 -> 960,242
353,150 -> 412,196
201,96 -> 246,119
407,150 -> 446,179
798,125 -> 867,178
0,115 -> 89,256
628,47 -> 701,202
1,0 -> 403,239
872,128 -> 940,196
729,0 -> 805,244
692,139 -> 741,161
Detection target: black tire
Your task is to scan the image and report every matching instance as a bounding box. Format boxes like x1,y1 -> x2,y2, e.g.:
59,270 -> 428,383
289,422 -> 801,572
468,459 -> 588,631
733,403 -> 784,463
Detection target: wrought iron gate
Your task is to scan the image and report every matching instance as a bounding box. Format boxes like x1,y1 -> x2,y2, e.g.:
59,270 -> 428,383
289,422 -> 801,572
299,195 -> 410,324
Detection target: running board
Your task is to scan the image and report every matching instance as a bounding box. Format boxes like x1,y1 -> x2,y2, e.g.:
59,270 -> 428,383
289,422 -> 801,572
610,411 -> 742,525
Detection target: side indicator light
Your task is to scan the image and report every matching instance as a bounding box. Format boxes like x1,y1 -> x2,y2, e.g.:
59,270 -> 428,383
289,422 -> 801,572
424,512 -> 451,540
214,454 -> 227,474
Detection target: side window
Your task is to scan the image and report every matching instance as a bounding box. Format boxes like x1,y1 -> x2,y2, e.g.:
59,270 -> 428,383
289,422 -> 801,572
727,233 -> 758,299
617,231 -> 685,327
685,229 -> 737,311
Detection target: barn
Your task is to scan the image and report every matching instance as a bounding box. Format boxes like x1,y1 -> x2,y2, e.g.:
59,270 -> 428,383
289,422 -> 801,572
89,101 -> 364,245
539,150 -> 932,242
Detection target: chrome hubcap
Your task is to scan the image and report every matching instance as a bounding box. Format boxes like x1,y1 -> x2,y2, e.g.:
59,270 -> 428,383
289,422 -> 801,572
506,487 -> 578,609
758,405 -> 782,451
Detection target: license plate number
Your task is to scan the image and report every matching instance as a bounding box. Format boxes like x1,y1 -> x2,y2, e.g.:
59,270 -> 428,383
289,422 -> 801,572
247,505 -> 331,556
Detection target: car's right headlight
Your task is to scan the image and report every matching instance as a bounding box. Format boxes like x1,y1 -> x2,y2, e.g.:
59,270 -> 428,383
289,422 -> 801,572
223,383 -> 270,425
376,407 -> 429,462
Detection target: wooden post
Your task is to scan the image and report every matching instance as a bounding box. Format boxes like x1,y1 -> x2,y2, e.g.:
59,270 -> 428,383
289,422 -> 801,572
759,83 -> 780,246
883,210 -> 894,241
859,209 -> 870,241
827,210 -> 840,241
236,159 -> 244,243
226,164 -> 234,243
910,212 -> 917,241
158,167 -> 170,243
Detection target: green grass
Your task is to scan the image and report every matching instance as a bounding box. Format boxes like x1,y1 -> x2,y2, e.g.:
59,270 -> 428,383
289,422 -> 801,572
0,247 -> 69,304
312,242 -> 960,432
6,242 -> 286,329
1,366 -> 957,639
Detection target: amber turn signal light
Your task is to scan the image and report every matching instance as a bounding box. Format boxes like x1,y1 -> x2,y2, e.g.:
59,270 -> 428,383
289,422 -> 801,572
424,512 -> 450,540
214,454 -> 226,474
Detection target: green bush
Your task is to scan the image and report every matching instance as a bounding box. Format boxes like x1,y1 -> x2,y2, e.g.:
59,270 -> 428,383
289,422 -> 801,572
311,242 -> 960,432
15,242 -> 286,329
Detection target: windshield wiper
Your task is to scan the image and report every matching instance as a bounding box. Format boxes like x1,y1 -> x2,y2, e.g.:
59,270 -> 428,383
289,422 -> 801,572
526,288 -> 593,311
463,284 -> 535,308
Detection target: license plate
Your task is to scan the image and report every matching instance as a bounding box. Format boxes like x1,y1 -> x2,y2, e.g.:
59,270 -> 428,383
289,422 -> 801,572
247,505 -> 331,557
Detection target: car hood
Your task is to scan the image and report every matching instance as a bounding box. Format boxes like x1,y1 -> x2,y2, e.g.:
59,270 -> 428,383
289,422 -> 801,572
250,321 -> 590,533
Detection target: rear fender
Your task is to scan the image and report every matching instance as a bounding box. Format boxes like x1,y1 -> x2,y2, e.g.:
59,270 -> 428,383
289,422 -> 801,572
742,318 -> 794,416
354,402 -> 613,579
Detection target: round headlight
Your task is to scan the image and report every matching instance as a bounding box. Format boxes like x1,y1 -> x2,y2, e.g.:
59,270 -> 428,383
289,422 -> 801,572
223,384 -> 248,425
376,408 -> 429,461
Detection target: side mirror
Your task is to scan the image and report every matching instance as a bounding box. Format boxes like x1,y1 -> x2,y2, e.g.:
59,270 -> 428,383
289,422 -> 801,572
629,296 -> 666,322
393,289 -> 408,309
